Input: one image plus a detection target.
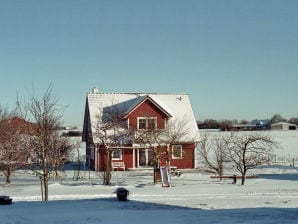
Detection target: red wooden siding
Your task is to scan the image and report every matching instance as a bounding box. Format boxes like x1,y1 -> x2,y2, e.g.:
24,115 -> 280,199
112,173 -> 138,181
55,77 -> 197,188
127,99 -> 168,129
169,143 -> 195,169
92,143 -> 195,170
122,148 -> 133,169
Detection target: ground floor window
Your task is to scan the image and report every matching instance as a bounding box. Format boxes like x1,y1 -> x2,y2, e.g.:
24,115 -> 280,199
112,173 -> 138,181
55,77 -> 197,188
112,149 -> 122,160
172,145 -> 182,159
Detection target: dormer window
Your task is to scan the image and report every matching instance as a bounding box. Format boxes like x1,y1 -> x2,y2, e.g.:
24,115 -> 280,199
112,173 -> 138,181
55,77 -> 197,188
137,117 -> 157,130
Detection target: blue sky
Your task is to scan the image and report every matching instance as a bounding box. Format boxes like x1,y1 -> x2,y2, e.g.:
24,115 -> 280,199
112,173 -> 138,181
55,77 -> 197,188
0,0 -> 297,127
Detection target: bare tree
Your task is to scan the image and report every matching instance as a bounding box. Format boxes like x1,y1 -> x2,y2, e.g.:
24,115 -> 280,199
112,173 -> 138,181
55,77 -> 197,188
0,106 -> 31,185
51,133 -> 73,178
134,128 -> 165,184
198,134 -> 227,178
0,120 -> 28,184
134,118 -> 191,184
93,105 -> 131,185
225,132 -> 277,185
0,106 -> 10,120
71,140 -> 85,180
288,117 -> 298,125
25,86 -> 66,201
271,114 -> 286,123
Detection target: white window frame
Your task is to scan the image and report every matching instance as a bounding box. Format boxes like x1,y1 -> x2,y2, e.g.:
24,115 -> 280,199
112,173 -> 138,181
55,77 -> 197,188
112,149 -> 122,160
138,118 -> 147,130
172,145 -> 183,159
137,117 -> 157,130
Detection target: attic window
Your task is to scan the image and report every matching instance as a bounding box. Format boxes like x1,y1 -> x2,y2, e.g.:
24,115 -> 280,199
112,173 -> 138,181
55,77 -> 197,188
137,117 -> 157,130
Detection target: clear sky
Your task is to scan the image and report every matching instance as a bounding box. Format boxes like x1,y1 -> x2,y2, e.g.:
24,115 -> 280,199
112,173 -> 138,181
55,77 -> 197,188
0,0 -> 298,127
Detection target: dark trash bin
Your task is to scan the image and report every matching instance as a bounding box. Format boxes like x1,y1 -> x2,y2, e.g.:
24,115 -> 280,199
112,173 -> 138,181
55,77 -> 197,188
115,188 -> 129,201
0,195 -> 12,205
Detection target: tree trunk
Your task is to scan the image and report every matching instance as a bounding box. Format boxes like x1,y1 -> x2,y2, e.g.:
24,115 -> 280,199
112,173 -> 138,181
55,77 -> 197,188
40,177 -> 44,201
40,165 -> 49,201
241,175 -> 245,185
153,155 -> 161,185
241,170 -> 247,185
219,168 -> 223,181
5,167 -> 11,185
55,165 -> 60,179
153,163 -> 157,185
43,175 -> 49,201
104,150 -> 112,185
166,145 -> 171,172
43,174 -> 49,201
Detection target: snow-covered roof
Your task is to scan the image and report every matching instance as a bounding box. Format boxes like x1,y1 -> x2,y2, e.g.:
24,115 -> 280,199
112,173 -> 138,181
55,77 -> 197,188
271,122 -> 297,130
84,89 -> 200,143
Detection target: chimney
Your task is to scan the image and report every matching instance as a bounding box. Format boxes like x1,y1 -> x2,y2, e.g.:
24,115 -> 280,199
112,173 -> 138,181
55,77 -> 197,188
91,87 -> 99,94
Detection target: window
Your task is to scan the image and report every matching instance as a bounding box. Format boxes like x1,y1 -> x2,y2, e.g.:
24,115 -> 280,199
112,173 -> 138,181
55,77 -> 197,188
138,118 -> 147,129
112,149 -> 122,160
172,145 -> 182,159
147,118 -> 156,130
137,117 -> 157,130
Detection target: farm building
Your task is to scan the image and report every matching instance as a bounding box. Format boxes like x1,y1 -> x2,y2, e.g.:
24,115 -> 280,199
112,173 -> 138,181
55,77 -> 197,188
0,116 -> 37,135
271,122 -> 297,130
82,88 -> 200,171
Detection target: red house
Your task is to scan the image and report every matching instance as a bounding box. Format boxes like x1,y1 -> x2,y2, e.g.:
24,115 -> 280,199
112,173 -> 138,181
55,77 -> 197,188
0,116 -> 37,137
82,88 -> 200,171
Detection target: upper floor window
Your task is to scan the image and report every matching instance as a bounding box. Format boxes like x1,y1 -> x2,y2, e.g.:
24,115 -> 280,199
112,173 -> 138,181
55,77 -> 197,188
138,118 -> 147,129
172,145 -> 183,159
137,117 -> 157,130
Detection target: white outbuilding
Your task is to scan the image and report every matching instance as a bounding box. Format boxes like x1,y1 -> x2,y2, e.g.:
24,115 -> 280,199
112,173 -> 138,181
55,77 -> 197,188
271,122 -> 297,130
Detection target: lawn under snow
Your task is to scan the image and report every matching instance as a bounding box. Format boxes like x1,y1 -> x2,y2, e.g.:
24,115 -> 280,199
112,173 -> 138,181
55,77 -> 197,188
0,130 -> 298,224
1,166 -> 298,224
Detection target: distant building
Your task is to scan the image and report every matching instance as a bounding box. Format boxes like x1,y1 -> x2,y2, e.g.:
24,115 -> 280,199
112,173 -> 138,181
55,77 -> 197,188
230,119 -> 271,131
230,124 -> 257,131
251,119 -> 271,130
0,116 -> 37,135
271,122 -> 297,131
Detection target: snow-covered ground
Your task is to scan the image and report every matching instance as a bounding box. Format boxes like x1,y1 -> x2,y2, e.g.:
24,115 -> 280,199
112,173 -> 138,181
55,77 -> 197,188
1,166 -> 298,224
0,130 -> 298,224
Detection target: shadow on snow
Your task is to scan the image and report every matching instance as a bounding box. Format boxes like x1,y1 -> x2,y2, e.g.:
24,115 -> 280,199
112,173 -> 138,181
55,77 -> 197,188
260,173 -> 298,181
1,198 -> 298,224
